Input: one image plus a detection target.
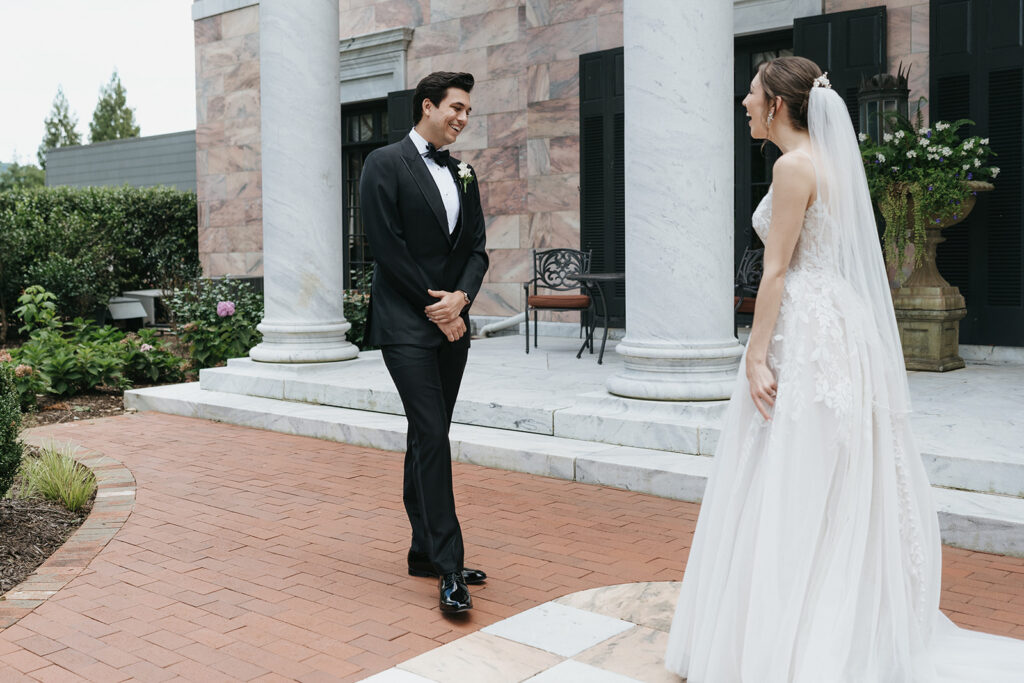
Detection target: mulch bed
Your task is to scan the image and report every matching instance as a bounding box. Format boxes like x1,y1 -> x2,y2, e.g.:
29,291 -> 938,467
22,389 -> 130,429
0,467 -> 94,595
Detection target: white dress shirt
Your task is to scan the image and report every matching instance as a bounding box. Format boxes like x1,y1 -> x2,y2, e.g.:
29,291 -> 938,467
409,128 -> 460,234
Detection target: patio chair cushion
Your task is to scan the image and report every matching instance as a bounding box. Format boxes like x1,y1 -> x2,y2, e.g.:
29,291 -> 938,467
734,296 -> 756,314
528,294 -> 591,309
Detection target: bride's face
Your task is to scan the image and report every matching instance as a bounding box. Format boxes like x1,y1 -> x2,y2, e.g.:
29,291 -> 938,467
742,74 -> 771,139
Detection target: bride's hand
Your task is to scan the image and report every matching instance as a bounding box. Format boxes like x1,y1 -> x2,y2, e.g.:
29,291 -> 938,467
746,356 -> 777,420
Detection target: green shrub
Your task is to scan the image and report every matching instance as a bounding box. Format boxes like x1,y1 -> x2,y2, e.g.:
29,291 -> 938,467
12,285 -> 61,334
24,252 -> 116,320
165,277 -> 263,369
11,441 -> 95,512
0,364 -> 23,498
343,271 -> 374,350
0,186 -> 199,341
7,298 -> 184,400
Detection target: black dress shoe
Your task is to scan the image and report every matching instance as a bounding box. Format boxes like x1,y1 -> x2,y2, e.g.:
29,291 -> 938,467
439,572 -> 472,613
408,562 -> 487,585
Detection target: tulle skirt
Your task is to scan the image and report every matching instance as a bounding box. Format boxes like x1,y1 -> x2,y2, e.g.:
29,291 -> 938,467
664,268 -> 1024,682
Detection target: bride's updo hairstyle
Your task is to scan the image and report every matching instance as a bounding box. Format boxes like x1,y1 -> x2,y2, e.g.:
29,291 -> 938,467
758,56 -> 823,131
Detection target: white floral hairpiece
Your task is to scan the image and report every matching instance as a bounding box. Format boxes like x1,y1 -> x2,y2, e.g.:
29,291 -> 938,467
812,72 -> 831,89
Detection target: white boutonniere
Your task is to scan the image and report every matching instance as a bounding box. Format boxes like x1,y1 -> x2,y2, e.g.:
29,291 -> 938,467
457,161 -> 474,192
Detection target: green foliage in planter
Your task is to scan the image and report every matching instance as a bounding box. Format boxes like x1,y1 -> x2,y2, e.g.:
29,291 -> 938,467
859,106 -> 998,269
0,363 -> 23,498
6,290 -> 184,401
0,186 -> 199,341
165,277 -> 264,370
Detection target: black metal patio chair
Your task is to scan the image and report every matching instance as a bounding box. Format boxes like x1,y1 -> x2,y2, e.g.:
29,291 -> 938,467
734,246 -> 764,335
523,248 -> 594,355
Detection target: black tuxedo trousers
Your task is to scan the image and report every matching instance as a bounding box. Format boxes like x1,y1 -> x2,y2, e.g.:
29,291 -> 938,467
359,136 -> 488,575
382,343 -> 467,574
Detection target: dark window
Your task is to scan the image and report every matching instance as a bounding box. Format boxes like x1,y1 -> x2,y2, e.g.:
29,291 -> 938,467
579,47 -> 625,324
341,100 -> 389,288
932,0 -> 1024,344
735,32 -> 792,263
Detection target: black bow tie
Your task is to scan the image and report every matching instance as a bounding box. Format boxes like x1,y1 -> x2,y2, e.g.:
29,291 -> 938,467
424,143 -> 450,166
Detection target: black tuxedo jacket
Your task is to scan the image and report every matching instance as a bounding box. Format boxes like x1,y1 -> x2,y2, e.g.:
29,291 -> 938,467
359,136 -> 489,348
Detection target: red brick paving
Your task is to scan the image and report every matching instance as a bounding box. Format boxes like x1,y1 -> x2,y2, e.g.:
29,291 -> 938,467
0,413 -> 1022,681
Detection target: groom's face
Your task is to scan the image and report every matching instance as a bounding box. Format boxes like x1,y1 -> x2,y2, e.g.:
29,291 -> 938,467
423,88 -> 472,147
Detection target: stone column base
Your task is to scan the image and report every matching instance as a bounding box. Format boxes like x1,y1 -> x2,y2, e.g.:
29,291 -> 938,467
249,320 -> 359,363
607,339 -> 743,401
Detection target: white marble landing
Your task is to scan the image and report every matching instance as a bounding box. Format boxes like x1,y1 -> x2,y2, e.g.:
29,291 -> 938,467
191,335 -> 1024,499
481,602 -> 634,658
365,583 -> 682,683
125,377 -> 1024,556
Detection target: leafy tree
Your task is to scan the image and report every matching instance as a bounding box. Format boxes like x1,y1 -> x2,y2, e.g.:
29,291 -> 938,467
37,86 -> 82,168
89,70 -> 140,143
0,161 -> 45,192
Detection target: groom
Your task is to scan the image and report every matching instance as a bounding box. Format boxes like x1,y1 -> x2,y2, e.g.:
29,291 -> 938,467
359,72 -> 489,613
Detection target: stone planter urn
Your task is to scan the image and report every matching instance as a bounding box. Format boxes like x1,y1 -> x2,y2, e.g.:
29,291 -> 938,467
890,180 -> 993,371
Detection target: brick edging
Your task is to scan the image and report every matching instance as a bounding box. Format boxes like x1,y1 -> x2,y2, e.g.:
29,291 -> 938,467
0,437 -> 135,629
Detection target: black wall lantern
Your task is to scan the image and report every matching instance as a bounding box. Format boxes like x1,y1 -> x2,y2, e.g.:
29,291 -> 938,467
857,63 -> 911,141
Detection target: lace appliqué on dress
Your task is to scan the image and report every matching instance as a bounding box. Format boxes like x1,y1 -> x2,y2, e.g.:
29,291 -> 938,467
754,188 -> 854,436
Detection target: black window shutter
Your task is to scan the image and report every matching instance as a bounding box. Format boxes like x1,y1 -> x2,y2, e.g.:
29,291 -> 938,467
983,67 -> 1022,309
579,47 -> 625,323
387,89 -> 415,144
933,72 -> 973,300
793,6 -> 887,131
932,0 -> 1024,345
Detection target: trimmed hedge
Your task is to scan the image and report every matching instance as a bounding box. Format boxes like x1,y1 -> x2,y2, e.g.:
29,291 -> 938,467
0,363 -> 23,498
0,186 -> 200,341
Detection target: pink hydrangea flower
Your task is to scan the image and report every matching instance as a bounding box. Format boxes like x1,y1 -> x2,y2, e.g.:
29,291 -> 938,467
140,343 -> 154,352
0,350 -> 11,363
216,301 -> 236,317
14,364 -> 33,377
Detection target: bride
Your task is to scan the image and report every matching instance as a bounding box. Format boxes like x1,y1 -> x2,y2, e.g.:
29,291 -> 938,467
664,56 -> 1024,682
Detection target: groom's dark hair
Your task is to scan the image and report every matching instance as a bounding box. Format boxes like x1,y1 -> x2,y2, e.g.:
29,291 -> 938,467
413,72 -> 475,124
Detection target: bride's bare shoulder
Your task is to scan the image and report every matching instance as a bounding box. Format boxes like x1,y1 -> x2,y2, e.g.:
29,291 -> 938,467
772,150 -> 817,202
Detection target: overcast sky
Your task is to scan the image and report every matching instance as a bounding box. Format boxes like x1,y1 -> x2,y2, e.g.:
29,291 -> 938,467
0,1 -> 196,165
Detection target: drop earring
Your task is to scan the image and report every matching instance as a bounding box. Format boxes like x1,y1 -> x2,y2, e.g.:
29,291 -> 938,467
766,109 -> 775,127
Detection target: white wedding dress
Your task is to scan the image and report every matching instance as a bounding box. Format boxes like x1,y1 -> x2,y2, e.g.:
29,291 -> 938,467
664,175 -> 1024,681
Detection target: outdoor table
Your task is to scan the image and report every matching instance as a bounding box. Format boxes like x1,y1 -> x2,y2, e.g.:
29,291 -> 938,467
573,272 -> 624,364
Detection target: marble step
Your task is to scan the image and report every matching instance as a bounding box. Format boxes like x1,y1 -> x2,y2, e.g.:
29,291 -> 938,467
125,382 -> 1024,557
198,360 -> 1024,499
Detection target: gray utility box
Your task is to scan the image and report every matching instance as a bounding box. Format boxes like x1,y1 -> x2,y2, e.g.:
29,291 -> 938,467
106,297 -> 148,325
120,289 -> 166,326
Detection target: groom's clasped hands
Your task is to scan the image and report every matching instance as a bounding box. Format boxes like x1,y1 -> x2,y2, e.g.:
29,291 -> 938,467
425,288 -> 467,342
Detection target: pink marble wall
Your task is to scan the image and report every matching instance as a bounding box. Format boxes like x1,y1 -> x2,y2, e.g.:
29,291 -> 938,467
194,5 -> 263,278
826,0 -> 930,121
350,0 -> 623,317
198,1 -> 934,318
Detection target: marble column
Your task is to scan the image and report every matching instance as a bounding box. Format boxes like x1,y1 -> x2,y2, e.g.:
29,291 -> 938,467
607,0 -> 743,400
248,0 -> 359,363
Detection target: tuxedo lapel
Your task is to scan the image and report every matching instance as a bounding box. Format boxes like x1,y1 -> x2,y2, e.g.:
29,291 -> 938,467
399,137 -> 451,244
